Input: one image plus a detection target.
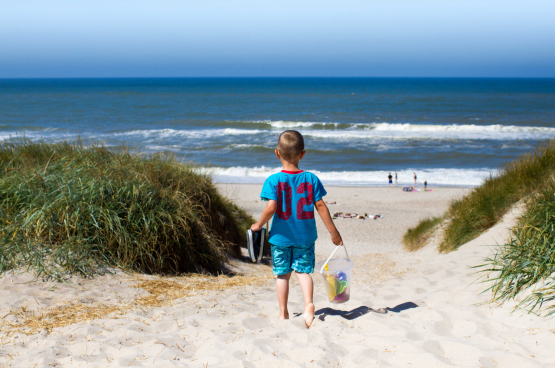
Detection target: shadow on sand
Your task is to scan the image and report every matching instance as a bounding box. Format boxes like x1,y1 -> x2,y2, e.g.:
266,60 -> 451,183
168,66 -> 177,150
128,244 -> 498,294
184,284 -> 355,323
237,254 -> 273,267
315,302 -> 419,321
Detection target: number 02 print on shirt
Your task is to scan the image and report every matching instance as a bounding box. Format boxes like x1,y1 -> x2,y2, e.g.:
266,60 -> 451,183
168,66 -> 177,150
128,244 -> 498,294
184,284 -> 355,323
276,182 -> 314,220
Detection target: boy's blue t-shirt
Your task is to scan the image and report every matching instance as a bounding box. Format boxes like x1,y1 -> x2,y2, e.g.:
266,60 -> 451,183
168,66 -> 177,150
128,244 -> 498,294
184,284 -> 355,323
260,170 -> 327,246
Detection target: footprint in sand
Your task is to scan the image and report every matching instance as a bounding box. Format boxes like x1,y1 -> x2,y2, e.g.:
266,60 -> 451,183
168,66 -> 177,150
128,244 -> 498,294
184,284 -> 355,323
433,319 -> 454,337
242,317 -> 270,330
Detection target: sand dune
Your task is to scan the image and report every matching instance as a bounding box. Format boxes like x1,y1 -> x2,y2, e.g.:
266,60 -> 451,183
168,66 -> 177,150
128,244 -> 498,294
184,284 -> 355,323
1,186 -> 554,367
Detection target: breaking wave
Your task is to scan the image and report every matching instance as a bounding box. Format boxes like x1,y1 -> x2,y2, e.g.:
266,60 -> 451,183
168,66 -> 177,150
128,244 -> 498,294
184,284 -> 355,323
5,122 -> 555,143
206,166 -> 494,186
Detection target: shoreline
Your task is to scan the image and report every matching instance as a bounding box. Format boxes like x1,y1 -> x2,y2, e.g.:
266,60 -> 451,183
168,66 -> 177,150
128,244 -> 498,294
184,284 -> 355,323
213,181 -> 475,189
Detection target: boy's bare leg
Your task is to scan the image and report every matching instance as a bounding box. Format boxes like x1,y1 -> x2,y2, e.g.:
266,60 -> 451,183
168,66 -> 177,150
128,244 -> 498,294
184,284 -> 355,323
276,273 -> 291,319
295,272 -> 315,327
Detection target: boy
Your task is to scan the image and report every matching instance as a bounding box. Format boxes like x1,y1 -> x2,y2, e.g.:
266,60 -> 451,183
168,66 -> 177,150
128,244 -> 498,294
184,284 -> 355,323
250,130 -> 343,328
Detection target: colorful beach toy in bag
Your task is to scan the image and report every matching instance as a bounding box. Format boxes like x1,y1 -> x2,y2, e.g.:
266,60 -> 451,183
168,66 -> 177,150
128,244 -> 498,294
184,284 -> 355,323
316,244 -> 353,304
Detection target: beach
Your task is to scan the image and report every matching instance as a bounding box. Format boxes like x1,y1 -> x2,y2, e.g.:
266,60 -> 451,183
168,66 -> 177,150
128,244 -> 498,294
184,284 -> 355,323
2,184 -> 554,367
2,2 -> 555,366
217,184 -> 468,255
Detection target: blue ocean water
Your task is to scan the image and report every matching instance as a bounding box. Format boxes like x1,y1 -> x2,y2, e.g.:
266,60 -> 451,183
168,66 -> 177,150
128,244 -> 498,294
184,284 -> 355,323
1,78 -> 554,186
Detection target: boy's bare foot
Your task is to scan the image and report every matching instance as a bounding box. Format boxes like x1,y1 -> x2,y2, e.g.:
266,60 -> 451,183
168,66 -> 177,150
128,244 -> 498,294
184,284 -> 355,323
279,311 -> 289,320
303,303 -> 315,328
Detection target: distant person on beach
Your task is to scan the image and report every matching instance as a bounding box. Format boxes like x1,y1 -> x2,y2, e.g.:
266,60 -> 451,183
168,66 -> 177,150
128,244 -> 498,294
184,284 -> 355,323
251,130 -> 343,328
388,172 -> 393,187
414,172 -> 417,186
424,180 -> 427,190
395,172 -> 398,186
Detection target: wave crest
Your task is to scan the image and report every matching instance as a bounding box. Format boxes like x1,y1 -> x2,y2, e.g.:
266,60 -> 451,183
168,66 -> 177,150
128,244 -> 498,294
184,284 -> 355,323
206,166 -> 494,186
4,122 -> 554,143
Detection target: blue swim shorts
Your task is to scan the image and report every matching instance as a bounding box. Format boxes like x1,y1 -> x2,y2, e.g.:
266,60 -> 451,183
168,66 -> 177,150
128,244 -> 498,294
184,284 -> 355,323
271,243 -> 315,275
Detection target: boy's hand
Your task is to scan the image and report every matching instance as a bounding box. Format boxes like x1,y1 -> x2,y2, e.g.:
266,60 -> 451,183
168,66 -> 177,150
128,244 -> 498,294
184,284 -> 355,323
251,223 -> 263,232
331,230 -> 343,246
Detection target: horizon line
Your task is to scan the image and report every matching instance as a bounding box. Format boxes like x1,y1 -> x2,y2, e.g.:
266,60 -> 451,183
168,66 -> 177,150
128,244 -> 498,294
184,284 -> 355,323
2,76 -> 555,80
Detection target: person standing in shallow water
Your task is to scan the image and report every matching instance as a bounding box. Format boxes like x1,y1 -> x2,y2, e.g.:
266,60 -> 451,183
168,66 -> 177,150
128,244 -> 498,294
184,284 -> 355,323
414,172 -> 417,186
388,172 -> 393,187
395,172 -> 398,186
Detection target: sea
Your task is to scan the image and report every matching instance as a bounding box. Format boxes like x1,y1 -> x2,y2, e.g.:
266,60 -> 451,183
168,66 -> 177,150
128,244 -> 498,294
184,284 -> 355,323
1,78 -> 554,186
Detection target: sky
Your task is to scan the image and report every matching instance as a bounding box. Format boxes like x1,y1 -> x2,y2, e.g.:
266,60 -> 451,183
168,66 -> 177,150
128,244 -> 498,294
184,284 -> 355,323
1,0 -> 555,78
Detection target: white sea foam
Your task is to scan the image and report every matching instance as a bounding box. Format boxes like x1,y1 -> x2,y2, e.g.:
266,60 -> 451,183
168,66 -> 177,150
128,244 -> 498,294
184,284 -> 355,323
0,128 -> 66,141
268,121 -> 342,128
0,128 -> 264,142
299,123 -> 555,141
119,123 -> 555,142
114,128 -> 264,139
5,123 -> 554,143
227,144 -> 259,148
226,121 -> 555,141
207,166 -> 494,186
144,145 -> 183,152
372,122 -> 555,134
236,120 -> 343,129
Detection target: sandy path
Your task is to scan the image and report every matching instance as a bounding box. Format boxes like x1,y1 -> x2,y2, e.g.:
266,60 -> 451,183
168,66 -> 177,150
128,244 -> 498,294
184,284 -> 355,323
1,186 -> 554,367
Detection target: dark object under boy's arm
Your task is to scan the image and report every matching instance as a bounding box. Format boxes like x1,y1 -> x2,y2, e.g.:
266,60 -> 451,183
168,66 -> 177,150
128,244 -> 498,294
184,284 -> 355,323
314,199 -> 343,246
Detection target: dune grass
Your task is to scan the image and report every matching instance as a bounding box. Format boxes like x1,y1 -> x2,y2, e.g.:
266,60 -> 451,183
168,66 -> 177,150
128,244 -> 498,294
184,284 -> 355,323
439,140 -> 555,252
402,139 -> 555,315
403,216 -> 443,251
480,184 -> 555,315
0,140 -> 254,280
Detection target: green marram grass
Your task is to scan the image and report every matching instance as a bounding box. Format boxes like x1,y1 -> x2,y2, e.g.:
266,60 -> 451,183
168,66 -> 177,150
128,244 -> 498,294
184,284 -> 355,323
440,140 -> 555,252
402,216 -> 443,251
404,140 -> 555,254
479,185 -> 555,316
0,141 -> 254,280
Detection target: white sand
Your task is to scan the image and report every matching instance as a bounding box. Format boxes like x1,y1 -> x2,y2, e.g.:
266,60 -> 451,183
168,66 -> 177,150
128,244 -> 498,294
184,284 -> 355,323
1,185 -> 554,367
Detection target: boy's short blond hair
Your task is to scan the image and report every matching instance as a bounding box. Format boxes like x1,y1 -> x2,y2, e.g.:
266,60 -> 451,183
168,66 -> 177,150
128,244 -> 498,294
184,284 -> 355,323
277,130 -> 305,161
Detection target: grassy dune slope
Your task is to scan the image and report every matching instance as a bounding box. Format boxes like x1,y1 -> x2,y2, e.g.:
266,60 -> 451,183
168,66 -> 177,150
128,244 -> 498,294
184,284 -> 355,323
404,140 -> 555,252
402,216 -> 443,252
0,141 -> 254,280
404,139 -> 555,314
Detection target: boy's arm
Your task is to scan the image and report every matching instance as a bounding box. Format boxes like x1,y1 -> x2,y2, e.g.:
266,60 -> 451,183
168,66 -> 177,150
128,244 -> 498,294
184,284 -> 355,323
314,199 -> 343,246
251,200 -> 277,232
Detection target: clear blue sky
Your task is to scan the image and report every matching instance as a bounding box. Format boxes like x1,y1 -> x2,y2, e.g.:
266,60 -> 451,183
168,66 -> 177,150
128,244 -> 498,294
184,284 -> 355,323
1,0 -> 554,78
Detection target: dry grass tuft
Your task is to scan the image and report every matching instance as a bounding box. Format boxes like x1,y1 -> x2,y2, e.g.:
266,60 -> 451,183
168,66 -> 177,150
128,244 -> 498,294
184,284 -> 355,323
1,269 -> 274,337
134,271 -> 273,308
2,302 -> 127,337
